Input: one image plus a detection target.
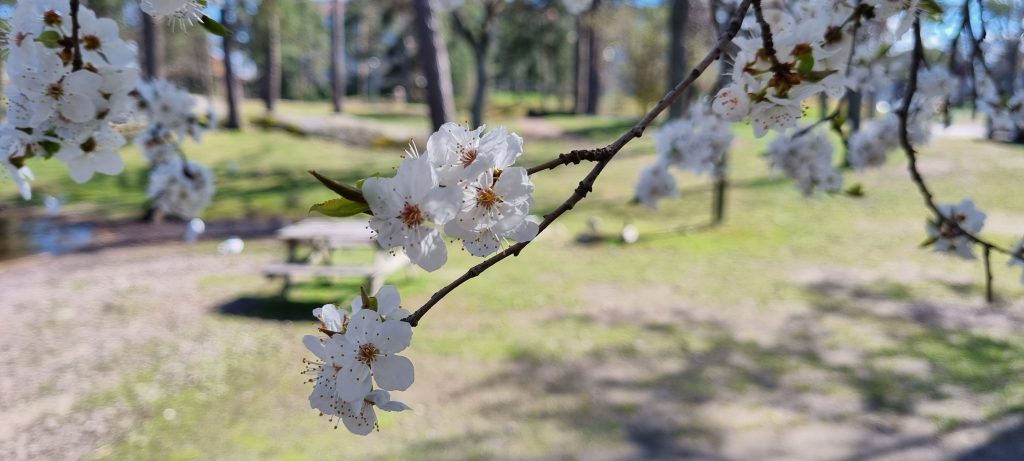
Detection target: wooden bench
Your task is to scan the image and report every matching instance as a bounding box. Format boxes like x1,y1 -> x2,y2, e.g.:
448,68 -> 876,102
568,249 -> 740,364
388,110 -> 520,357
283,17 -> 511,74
262,218 -> 409,296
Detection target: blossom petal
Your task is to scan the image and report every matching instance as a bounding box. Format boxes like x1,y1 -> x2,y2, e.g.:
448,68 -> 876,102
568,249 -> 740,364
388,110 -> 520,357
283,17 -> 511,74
404,228 -> 446,271
337,362 -> 372,403
378,319 -> 412,354
340,401 -> 377,435
91,150 -> 125,175
346,310 -> 382,346
373,354 -> 414,391
374,285 -> 401,317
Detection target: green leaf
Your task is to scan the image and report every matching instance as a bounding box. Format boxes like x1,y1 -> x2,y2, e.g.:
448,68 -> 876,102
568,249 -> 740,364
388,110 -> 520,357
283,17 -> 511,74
919,0 -> 944,19
309,170 -> 367,204
919,235 -> 939,248
844,183 -> 864,197
309,198 -> 371,218
37,30 -> 61,48
39,140 -> 61,158
200,15 -> 232,37
796,51 -> 815,75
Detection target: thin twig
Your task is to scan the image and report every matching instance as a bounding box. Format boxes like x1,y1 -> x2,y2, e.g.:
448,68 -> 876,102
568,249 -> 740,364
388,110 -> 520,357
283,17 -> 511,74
402,0 -> 755,327
984,245 -> 994,303
69,0 -> 83,71
794,108 -> 840,138
751,0 -> 781,69
898,16 -> 1011,271
525,149 -> 608,175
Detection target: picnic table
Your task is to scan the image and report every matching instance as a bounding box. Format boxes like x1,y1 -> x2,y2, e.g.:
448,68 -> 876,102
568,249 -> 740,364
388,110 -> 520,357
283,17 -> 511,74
262,218 -> 409,296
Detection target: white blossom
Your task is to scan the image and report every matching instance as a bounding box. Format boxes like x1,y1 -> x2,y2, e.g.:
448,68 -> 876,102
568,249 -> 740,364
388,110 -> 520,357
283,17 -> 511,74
634,163 -> 679,209
425,123 -> 523,187
1,0 -> 137,193
55,124 -> 126,183
147,157 -> 216,219
363,156 -> 460,271
445,167 -> 538,257
302,285 -> 415,435
766,127 -> 842,195
848,115 -> 901,170
655,106 -> 734,175
926,199 -> 986,260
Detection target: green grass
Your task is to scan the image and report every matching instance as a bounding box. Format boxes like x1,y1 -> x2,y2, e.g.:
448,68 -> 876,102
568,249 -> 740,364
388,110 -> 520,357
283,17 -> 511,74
6,103 -> 1024,460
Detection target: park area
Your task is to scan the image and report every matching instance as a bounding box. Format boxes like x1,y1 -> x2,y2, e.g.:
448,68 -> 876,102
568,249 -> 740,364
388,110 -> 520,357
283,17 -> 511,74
2,98 -> 1024,460
2,0 -> 1024,460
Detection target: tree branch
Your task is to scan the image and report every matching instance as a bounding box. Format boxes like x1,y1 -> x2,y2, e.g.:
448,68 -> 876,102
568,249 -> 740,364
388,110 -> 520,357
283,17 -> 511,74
898,15 -> 1011,286
403,0 -> 755,327
450,10 -> 479,49
69,0 -> 84,71
751,0 -> 781,69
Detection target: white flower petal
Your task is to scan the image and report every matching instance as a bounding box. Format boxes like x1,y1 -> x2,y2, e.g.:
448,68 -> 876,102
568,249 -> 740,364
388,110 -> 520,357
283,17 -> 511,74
373,354 -> 414,391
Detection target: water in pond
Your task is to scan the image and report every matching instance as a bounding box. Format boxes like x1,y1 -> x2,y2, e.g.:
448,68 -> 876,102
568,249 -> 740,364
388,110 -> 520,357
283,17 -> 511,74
0,216 -> 94,261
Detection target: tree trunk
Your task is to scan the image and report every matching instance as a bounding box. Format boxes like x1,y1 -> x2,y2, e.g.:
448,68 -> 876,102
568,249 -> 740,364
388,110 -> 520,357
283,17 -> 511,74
711,155 -> 727,225
141,12 -> 162,80
263,5 -> 282,113
709,0 -> 731,226
573,15 -> 590,114
471,49 -> 487,127
843,89 -> 862,168
330,0 -> 346,114
667,0 -> 691,118
412,0 -> 456,131
584,5 -> 600,115
221,6 -> 242,130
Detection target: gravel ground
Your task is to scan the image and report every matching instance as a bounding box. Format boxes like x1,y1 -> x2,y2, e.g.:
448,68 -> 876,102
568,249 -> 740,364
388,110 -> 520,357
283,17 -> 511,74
0,243 -> 274,460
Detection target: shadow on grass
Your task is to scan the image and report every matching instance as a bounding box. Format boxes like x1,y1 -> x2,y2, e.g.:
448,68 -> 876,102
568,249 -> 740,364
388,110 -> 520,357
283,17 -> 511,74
448,278 -> 1024,460
564,118 -> 640,139
216,296 -> 315,321
215,280 -> 366,321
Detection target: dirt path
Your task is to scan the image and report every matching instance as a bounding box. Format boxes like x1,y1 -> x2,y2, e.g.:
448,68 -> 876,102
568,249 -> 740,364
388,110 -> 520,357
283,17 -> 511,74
2,240 -> 1023,460
0,243 -> 276,460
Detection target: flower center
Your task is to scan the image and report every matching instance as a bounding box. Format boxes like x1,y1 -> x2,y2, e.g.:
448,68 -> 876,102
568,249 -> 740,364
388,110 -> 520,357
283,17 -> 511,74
46,83 -> 64,100
82,35 -> 101,51
43,10 -> 62,26
475,187 -> 501,209
459,147 -> 478,167
400,203 -> 424,228
357,343 -> 380,365
80,137 -> 97,153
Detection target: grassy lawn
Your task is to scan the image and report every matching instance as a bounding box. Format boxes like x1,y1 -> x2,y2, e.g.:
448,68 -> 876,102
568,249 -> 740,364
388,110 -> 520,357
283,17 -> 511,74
4,103 -> 1024,460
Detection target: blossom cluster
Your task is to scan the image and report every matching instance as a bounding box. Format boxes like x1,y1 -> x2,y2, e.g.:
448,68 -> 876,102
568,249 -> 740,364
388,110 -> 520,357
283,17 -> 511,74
713,3 -> 851,137
634,106 -> 733,209
655,106 -> 734,175
712,1 -> 921,137
146,158 -> 215,219
135,79 -> 215,219
766,127 -> 842,195
977,76 -> 1024,138
363,123 -> 537,271
1,0 -> 140,198
303,285 -> 414,435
